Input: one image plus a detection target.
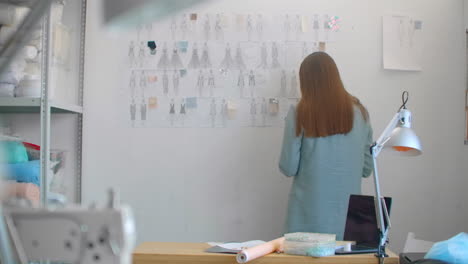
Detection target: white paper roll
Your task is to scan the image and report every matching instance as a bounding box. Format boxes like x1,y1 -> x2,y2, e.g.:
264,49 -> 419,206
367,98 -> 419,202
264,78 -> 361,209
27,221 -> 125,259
0,83 -> 15,97
0,4 -> 15,25
24,62 -> 40,76
22,46 -> 38,60
0,25 -> 16,45
236,250 -> 249,263
236,237 -> 284,263
0,4 -> 29,26
344,242 -> 352,252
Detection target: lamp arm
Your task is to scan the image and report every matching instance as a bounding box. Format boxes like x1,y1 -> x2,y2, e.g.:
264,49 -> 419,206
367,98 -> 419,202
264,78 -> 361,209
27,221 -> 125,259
370,152 -> 386,246
371,110 -> 398,259
374,112 -> 400,156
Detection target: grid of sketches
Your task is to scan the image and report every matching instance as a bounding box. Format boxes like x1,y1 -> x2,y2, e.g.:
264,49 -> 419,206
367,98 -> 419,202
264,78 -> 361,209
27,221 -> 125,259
124,13 -> 341,127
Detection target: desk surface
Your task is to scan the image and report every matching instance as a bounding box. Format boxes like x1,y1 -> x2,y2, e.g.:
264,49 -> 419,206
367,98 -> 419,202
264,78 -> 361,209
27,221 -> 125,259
133,242 -> 399,264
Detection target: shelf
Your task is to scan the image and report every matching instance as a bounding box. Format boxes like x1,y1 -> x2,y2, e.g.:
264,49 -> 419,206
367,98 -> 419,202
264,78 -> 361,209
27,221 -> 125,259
0,97 -> 82,114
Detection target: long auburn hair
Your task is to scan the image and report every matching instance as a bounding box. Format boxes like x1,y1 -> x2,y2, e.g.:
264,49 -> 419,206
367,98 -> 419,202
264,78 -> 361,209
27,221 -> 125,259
296,52 -> 368,137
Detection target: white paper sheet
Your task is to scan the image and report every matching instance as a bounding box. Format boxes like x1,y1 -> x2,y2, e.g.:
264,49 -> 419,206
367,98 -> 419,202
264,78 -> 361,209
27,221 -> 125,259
206,240 -> 265,253
383,15 -> 423,71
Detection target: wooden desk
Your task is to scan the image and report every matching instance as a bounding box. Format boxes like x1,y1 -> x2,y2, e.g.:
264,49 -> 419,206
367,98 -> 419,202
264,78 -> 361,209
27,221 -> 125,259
133,242 -> 399,264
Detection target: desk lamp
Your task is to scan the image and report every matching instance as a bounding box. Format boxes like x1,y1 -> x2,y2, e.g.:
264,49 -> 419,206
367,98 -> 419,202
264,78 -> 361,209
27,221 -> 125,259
370,91 -> 422,263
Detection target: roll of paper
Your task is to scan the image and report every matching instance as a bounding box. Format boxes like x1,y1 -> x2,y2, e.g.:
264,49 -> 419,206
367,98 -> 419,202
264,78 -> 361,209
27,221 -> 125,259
22,45 -> 38,60
0,25 -> 16,45
0,4 -> 15,25
236,237 -> 284,263
0,4 -> 29,26
0,83 -> 15,97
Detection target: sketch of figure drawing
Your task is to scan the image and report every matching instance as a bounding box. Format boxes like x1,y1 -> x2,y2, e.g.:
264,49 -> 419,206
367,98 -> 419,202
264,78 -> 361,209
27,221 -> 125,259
256,14 -> 263,40
271,42 -> 280,68
197,70 -> 205,97
138,41 -> 145,67
302,42 -> 309,59
169,98 -> 176,126
171,43 -> 184,69
130,99 -> 136,127
279,70 -> 287,97
140,98 -> 147,125
180,14 -> 188,39
180,98 -> 186,126
237,70 -> 245,98
294,15 -> 301,40
220,43 -> 234,71
289,70 -> 298,98
215,14 -> 223,40
139,71 -> 147,89
323,14 -> 330,41
128,41 -> 135,65
200,42 -> 211,68
163,70 -> 169,96
170,17 -> 177,39
398,18 -> 406,47
208,69 -> 215,97
258,42 -> 267,69
188,42 -> 200,68
210,99 -> 216,127
284,14 -> 291,41
203,14 -> 211,40
172,70 -> 180,96
145,23 -> 152,39
260,98 -> 267,126
247,14 -> 253,41
248,70 -> 256,97
250,98 -> 257,127
129,70 -> 136,88
136,23 -> 143,40
235,43 -> 246,70
408,19 -> 415,48
158,43 -> 170,69
220,98 -> 227,127
313,14 -> 320,41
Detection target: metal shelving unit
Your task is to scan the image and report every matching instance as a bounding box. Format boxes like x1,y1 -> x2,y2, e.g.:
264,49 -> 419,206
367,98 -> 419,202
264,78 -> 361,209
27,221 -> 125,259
0,0 -> 86,205
0,97 -> 82,113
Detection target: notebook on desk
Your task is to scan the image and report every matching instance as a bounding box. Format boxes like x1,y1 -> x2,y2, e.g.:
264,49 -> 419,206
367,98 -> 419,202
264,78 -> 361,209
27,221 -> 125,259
335,194 -> 392,255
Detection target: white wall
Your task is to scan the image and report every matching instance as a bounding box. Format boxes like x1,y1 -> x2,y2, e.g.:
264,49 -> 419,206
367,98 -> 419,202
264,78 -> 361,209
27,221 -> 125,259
465,0 -> 468,29
83,0 -> 468,253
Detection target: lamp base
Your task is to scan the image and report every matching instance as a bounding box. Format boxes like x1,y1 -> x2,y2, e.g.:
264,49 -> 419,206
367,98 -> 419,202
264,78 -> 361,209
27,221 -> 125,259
375,245 -> 389,264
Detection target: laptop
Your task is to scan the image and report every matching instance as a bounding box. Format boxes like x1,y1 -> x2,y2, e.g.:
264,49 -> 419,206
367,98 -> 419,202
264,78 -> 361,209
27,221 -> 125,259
335,194 -> 392,254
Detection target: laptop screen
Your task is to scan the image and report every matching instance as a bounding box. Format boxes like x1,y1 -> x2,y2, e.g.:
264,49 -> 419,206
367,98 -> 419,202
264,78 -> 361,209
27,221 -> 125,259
343,194 -> 392,247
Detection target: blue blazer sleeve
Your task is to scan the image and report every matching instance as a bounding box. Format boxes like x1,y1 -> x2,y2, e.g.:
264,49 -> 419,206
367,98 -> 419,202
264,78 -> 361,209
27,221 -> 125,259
279,106 -> 303,177
362,124 -> 374,178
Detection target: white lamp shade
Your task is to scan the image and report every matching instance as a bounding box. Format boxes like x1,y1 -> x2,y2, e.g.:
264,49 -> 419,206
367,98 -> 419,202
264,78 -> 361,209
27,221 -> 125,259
384,126 -> 422,156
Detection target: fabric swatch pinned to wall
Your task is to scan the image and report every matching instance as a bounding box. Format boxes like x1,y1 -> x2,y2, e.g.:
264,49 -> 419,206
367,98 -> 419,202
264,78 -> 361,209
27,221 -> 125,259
227,100 -> 237,119
268,98 -> 279,115
177,41 -> 189,53
148,97 -> 158,109
301,15 -> 308,32
186,97 -> 198,108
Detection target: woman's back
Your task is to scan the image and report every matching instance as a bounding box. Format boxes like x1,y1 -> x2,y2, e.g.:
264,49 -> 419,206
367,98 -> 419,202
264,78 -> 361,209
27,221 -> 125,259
279,52 -> 373,239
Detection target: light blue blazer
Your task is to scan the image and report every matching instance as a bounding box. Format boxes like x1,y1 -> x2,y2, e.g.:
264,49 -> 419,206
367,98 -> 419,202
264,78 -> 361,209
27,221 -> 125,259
279,105 -> 373,240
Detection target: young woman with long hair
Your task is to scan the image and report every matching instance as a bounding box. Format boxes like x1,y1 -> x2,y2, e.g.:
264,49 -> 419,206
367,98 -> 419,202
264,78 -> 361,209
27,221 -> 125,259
279,52 -> 373,239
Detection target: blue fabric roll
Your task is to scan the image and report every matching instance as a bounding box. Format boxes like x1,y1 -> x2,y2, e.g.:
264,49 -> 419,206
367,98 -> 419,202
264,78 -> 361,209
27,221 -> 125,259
2,160 -> 40,186
0,141 -> 29,164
